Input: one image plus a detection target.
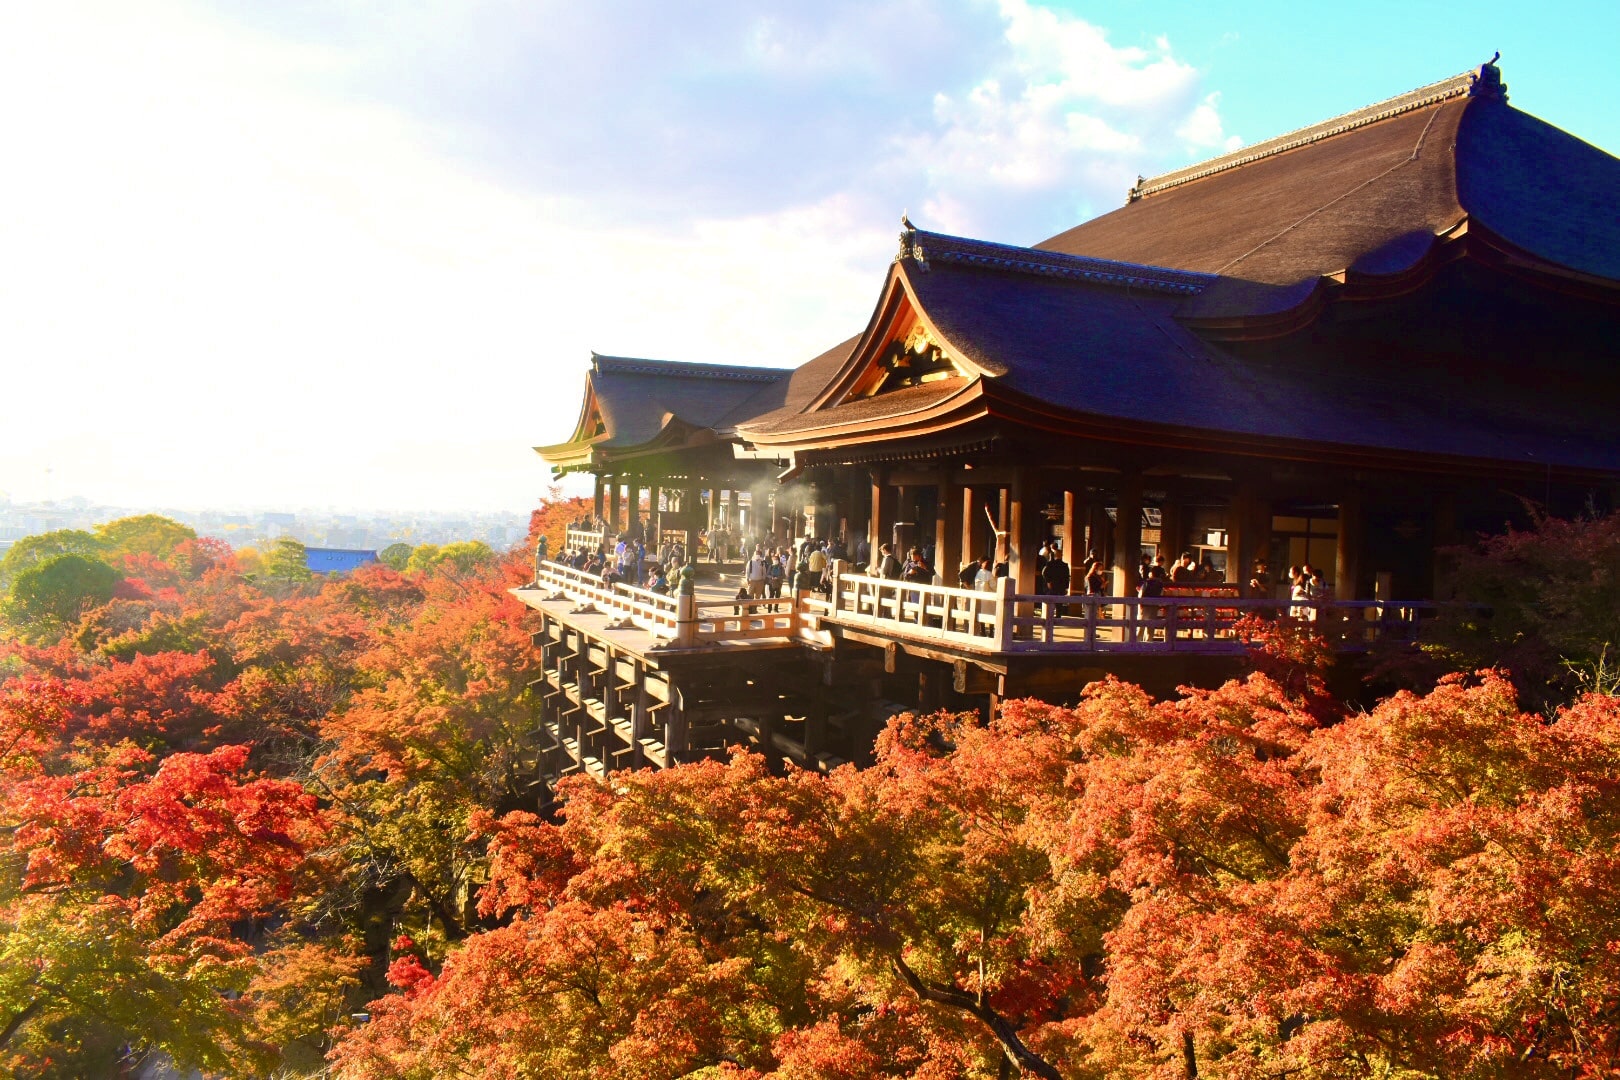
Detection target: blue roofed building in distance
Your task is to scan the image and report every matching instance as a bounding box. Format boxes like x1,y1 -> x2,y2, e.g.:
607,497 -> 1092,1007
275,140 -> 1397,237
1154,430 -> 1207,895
304,547 -> 379,575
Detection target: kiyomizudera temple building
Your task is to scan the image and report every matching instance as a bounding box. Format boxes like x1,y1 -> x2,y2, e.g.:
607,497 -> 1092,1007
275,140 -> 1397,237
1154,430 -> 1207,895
515,62 -> 1620,785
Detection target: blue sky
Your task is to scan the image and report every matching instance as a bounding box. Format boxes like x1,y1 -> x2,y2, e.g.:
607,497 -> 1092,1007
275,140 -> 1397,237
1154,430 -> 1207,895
1,1 -> 1613,514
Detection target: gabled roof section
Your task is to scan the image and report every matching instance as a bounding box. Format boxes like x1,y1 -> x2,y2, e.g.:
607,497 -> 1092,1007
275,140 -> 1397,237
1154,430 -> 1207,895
1037,60 -> 1620,322
736,228 -> 1218,448
739,226 -> 1217,435
1127,69 -> 1476,202
536,353 -> 789,469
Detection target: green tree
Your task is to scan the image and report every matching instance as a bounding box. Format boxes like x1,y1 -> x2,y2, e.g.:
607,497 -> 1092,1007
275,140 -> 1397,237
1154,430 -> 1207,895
378,542 -> 413,571
95,514 -> 195,559
1,553 -> 120,642
264,538 -> 313,583
0,529 -> 104,591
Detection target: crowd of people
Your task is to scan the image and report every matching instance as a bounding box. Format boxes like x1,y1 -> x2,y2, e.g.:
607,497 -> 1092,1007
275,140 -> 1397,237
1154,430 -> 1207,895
551,517 -> 1329,619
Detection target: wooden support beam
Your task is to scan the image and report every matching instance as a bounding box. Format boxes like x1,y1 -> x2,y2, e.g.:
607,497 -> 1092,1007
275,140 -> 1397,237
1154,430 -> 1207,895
952,659 -> 998,695
1062,487 -> 1078,591
1336,487 -> 1363,601
1113,470 -> 1143,597
962,485 -> 980,567
1227,482 -> 1252,587
936,470 -> 961,587
1008,466 -> 1038,615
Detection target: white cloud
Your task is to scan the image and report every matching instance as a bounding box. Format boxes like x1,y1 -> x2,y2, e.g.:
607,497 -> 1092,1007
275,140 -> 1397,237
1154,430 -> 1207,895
0,1 -> 1234,512
888,0 -> 1229,240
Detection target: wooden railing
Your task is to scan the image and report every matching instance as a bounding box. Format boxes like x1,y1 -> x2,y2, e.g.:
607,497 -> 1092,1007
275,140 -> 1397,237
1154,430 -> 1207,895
534,559 -> 1449,657
565,527 -> 606,553
822,567 -> 1446,655
533,560 -> 799,647
828,572 -> 1010,650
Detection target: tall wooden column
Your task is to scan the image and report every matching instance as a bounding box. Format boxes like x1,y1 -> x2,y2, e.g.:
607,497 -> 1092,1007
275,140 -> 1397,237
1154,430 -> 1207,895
592,476 -> 605,523
1113,471 -> 1142,597
607,479 -> 621,534
727,490 -> 740,537
996,487 -> 1010,560
1008,467 -> 1038,602
1159,498 -> 1182,564
1062,488 -> 1079,593
1335,489 -> 1363,601
1227,482 -> 1252,587
936,469 -> 961,586
962,485 -> 979,567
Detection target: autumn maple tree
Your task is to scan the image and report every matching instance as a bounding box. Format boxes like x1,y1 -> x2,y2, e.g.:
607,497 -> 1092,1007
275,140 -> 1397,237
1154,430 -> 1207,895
5,506 -> 1620,1078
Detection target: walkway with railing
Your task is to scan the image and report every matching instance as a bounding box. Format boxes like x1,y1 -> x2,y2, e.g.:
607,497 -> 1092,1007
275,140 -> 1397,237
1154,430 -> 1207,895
523,559 -> 799,649
821,570 -> 1445,655
522,560 -> 1447,656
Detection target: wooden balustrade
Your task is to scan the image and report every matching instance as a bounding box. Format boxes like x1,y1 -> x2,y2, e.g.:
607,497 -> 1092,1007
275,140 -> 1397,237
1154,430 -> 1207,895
820,566 -> 1446,655
535,559 -> 800,647
564,527 -> 606,554
535,559 -> 1448,657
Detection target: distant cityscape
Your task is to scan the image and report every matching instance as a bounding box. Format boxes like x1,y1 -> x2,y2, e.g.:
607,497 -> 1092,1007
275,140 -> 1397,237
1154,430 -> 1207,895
0,494 -> 532,555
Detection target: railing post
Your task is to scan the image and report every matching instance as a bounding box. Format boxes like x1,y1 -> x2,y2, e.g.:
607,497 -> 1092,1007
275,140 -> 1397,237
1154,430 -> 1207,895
674,592 -> 697,648
995,576 -> 1015,652
830,560 -> 845,614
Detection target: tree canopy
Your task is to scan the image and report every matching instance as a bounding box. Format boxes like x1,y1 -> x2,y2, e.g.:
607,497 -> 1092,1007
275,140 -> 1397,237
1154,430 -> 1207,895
1,505 -> 1617,1077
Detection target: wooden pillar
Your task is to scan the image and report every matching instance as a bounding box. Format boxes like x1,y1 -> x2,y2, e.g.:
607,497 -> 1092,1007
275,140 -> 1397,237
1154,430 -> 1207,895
648,482 -> 662,545
935,470 -> 960,586
1087,502 -> 1111,565
1159,498 -> 1182,565
727,489 -> 740,538
607,479 -> 621,533
1227,482 -> 1251,587
962,485 -> 979,567
1432,490 -> 1457,598
1062,487 -> 1079,593
1008,467 -> 1038,603
592,475 -> 605,522
868,467 -> 896,571
996,487 -> 1010,560
1113,470 -> 1142,597
1335,488 -> 1363,601
631,666 -> 650,769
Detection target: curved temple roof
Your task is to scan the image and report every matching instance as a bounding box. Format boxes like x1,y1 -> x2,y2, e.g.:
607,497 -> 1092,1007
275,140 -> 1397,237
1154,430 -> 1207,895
540,62 -> 1620,481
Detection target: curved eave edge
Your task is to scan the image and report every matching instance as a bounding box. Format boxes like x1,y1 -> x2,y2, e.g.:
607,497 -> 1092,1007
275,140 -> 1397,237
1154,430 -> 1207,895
977,382 -> 1620,482
1181,221 -> 1620,341
737,378 -> 1619,482
740,379 -> 990,450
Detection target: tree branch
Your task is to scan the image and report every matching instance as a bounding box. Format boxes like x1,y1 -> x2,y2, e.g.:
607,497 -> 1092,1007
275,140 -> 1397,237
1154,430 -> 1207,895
0,995 -> 44,1050
890,953 -> 1061,1080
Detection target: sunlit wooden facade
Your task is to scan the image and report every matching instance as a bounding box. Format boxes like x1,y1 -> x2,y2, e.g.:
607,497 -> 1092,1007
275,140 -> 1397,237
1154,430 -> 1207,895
516,62 -> 1620,786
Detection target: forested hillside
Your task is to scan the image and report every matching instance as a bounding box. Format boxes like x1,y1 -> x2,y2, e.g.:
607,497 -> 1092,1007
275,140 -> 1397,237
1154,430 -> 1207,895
2,510 -> 1617,1078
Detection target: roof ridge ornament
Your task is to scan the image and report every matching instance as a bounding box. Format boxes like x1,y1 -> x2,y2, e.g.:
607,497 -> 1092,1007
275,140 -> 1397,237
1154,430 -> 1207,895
897,212 -> 928,270
1469,53 -> 1507,101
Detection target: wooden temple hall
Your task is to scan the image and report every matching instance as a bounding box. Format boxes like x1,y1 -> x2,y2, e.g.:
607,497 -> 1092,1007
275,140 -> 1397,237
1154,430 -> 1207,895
514,61 -> 1620,784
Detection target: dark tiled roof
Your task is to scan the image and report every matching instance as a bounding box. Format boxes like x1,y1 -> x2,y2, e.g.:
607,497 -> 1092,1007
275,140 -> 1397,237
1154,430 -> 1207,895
543,65 -> 1620,478
557,354 -> 788,453
1456,97 -> 1620,281
900,256 -> 1620,471
1037,65 -> 1620,318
